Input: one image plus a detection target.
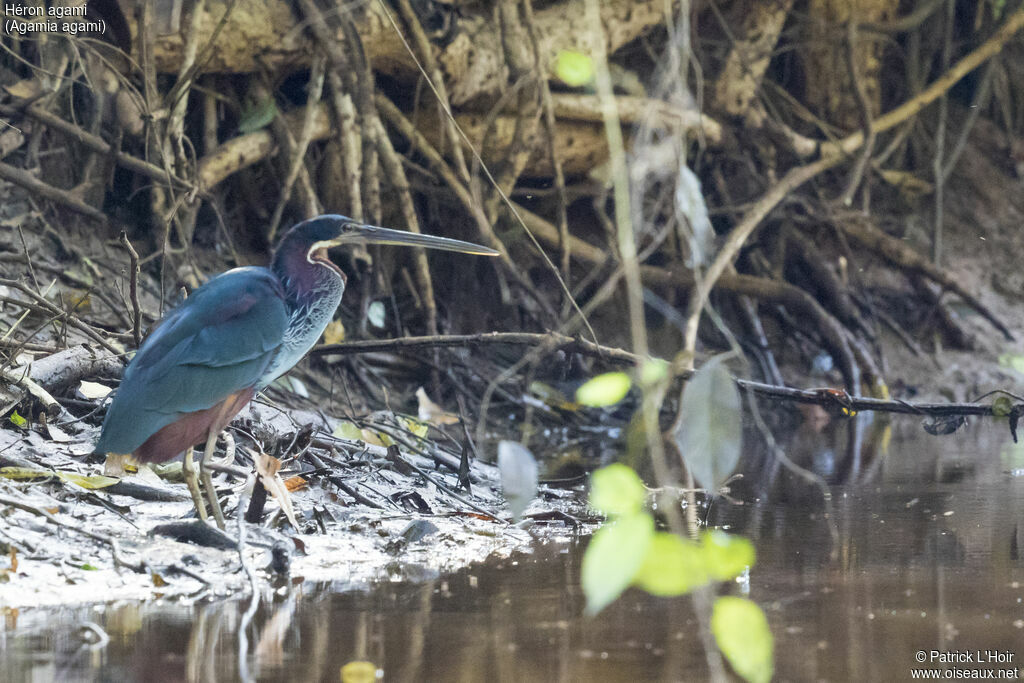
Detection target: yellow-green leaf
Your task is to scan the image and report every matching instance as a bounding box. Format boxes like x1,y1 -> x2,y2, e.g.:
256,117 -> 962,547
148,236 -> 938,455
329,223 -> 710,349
322,318 -> 345,345
554,49 -> 594,87
581,512 -> 654,615
702,530 -> 755,581
589,463 -> 646,517
712,597 -> 774,683
993,395 -> 1013,418
371,430 -> 394,447
639,358 -> 670,387
0,466 -> 51,481
55,471 -> 120,490
333,421 -> 364,441
999,353 -> 1024,374
341,661 -> 377,683
399,415 -> 430,439
576,372 -> 631,407
528,381 -> 577,411
9,411 -> 27,428
633,532 -> 708,596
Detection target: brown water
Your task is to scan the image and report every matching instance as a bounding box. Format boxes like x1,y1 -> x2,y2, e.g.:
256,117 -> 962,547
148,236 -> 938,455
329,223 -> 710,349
3,415 -> 1024,682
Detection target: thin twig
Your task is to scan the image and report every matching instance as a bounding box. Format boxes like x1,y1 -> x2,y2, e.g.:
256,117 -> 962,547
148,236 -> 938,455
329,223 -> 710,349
371,117 -> 440,337
312,331 -> 639,365
267,53 -> 327,242
392,0 -> 470,182
235,473 -> 260,683
166,0 -> 209,173
0,161 -> 108,225
15,221 -> 39,291
585,0 -> 675,538
0,278 -> 123,354
118,231 -> 143,347
521,0 -> 570,280
941,62 -> 994,182
838,19 -> 875,207
931,0 -> 954,265
327,75 -> 364,221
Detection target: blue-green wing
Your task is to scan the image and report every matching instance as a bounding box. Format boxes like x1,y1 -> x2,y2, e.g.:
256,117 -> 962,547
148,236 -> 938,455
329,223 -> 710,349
95,267 -> 288,454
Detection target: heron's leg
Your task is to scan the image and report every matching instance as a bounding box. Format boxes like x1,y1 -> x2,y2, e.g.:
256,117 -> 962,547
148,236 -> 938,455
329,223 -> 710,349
182,446 -> 209,521
200,426 -> 227,530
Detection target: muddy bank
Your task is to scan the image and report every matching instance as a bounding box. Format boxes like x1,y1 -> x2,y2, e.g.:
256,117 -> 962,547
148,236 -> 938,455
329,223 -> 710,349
0,392 -> 589,609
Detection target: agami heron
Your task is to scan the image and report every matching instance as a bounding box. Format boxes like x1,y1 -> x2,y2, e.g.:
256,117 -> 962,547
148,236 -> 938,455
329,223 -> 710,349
94,215 -> 498,527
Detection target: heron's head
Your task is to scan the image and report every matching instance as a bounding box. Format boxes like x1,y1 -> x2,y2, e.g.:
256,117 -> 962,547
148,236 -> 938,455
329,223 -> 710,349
276,215 -> 498,275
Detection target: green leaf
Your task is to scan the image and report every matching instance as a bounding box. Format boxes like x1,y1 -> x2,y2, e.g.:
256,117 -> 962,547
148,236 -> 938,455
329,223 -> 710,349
674,355 -> 742,491
576,372 -> 632,407
712,597 -> 774,683
589,463 -> 646,517
554,49 -> 594,87
9,411 -> 26,428
238,95 -> 278,133
633,532 -> 707,596
581,513 -> 654,615
80,563 -> 99,571
55,471 -> 120,490
701,530 -> 755,581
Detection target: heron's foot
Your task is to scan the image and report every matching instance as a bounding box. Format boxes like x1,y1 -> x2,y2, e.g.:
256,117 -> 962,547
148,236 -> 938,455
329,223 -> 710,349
201,468 -> 226,530
200,430 -> 227,530
182,447 -> 209,522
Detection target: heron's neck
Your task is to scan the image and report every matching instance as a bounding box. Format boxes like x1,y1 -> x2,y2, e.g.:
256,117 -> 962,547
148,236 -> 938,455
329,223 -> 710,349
260,243 -> 346,385
271,243 -> 344,310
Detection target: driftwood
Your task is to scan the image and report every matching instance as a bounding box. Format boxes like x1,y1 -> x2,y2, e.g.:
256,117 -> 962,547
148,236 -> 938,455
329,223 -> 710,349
23,346 -> 124,394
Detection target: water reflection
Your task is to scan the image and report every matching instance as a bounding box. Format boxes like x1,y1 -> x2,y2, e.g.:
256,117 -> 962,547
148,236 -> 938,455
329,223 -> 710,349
3,415 -> 1024,681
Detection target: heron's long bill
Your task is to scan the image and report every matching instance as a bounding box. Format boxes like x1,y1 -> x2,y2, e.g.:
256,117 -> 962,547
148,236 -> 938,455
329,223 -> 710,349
338,224 -> 499,256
